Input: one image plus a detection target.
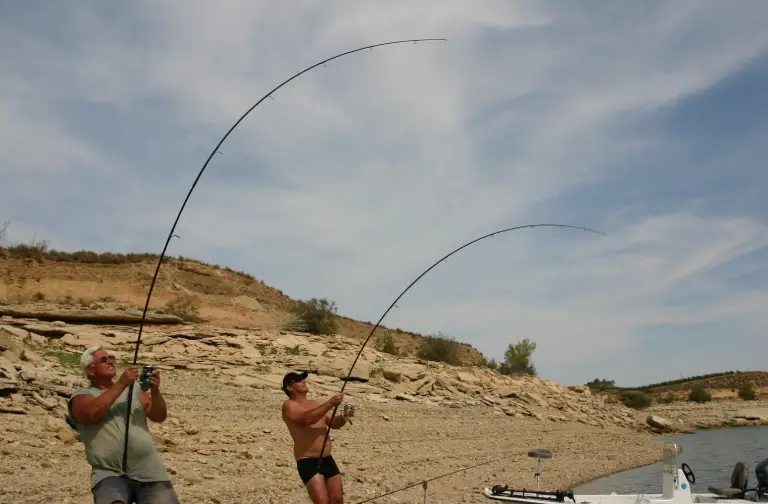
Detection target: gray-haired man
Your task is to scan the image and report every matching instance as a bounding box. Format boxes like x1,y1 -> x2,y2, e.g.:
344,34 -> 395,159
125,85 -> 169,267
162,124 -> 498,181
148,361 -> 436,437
67,345 -> 179,504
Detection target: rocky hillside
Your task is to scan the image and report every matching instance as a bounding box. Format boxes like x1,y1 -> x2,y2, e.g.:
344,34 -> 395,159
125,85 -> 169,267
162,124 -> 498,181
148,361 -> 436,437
1,301 -> 651,430
589,371 -> 768,404
0,249 -> 484,364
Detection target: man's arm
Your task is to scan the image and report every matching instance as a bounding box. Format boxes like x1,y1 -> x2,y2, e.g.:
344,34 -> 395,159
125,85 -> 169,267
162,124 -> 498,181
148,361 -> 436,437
283,400 -> 334,426
282,394 -> 344,426
70,374 -> 134,424
70,385 -> 127,424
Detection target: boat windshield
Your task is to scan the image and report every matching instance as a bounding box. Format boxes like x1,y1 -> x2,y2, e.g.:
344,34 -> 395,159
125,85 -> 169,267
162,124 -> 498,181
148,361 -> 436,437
662,441 -> 683,473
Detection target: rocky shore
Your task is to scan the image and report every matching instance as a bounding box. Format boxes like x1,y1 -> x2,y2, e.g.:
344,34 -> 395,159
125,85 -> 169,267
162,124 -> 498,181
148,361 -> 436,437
0,308 -> 763,503
643,401 -> 768,431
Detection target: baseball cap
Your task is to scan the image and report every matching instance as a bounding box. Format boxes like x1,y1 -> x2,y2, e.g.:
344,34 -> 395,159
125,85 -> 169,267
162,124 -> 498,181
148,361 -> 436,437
282,370 -> 308,395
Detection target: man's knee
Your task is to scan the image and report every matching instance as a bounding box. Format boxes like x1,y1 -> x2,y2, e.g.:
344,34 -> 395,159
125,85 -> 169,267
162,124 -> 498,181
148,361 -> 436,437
309,491 -> 329,504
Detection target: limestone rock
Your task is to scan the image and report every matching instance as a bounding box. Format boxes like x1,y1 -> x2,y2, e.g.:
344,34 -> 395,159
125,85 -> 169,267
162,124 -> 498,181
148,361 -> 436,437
22,324 -> 70,339
382,363 -> 426,383
733,408 -> 768,421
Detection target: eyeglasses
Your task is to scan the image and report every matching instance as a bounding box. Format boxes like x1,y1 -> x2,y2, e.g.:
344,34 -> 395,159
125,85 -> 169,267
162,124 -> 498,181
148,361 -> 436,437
97,355 -> 116,363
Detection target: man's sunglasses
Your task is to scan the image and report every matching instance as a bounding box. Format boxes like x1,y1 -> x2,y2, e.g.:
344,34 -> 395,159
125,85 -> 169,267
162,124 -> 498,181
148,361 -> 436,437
97,355 -> 116,363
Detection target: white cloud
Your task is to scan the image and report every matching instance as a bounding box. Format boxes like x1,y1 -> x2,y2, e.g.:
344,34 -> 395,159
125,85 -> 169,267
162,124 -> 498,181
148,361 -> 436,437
2,1 -> 768,385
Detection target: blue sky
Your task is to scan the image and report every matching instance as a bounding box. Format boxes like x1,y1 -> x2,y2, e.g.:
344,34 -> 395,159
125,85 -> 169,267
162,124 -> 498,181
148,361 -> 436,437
2,1 -> 767,386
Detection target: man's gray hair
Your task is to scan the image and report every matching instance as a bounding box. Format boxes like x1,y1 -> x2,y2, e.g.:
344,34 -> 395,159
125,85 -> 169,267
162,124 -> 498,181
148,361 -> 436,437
80,345 -> 103,373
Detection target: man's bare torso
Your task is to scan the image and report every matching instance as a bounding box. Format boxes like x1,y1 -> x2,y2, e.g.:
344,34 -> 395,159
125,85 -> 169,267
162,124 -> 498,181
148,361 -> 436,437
283,398 -> 332,460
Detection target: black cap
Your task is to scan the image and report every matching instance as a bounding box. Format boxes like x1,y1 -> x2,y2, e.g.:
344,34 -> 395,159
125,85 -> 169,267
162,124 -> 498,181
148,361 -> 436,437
282,370 -> 308,395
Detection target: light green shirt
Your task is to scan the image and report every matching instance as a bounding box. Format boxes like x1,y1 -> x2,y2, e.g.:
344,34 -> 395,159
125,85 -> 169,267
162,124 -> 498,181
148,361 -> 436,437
67,385 -> 170,488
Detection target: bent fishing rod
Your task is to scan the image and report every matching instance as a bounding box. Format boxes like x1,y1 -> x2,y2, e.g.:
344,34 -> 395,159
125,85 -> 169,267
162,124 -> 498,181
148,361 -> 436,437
317,223 -> 605,469
120,37 -> 446,472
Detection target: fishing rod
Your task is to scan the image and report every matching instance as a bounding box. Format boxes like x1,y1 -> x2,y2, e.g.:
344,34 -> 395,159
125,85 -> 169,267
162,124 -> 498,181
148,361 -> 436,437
317,223 -> 606,469
353,451 -> 520,504
120,37 -> 446,472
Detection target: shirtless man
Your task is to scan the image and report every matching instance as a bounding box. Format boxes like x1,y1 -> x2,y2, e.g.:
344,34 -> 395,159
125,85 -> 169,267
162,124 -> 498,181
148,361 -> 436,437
281,370 -> 354,504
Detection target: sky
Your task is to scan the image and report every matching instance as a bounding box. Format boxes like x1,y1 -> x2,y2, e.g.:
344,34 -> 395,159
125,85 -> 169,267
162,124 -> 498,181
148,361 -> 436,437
1,1 -> 767,387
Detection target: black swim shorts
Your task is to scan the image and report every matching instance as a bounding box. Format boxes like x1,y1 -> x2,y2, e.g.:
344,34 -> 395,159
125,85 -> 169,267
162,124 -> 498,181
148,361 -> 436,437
296,456 -> 341,485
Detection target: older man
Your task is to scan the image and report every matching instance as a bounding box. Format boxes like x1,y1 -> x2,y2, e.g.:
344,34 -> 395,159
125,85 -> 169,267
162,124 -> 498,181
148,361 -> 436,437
67,345 -> 178,504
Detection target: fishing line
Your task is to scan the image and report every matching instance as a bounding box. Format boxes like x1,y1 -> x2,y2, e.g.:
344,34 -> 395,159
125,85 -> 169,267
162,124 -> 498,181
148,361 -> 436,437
120,37 -> 446,472
353,451 -> 519,503
317,224 -> 605,468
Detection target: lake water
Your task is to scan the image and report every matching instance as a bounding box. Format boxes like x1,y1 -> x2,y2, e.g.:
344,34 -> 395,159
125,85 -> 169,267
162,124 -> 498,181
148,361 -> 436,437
575,426 -> 767,495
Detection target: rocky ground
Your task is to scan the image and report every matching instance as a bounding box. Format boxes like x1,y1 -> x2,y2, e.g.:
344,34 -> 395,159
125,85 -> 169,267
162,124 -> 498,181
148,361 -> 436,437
1,306 -> 765,503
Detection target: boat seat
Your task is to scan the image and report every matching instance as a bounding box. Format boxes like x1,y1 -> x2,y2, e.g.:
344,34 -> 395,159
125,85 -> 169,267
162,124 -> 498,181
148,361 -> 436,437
708,462 -> 748,498
528,449 -> 553,459
707,487 -> 744,498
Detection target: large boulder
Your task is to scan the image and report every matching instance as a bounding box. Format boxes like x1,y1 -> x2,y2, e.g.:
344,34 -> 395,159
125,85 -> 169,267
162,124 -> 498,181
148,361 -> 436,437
646,414 -> 677,433
315,358 -> 370,382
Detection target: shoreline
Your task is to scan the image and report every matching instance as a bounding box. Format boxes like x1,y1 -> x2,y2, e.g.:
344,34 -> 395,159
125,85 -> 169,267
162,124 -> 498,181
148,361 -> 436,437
570,423 -> 768,493
639,399 -> 768,432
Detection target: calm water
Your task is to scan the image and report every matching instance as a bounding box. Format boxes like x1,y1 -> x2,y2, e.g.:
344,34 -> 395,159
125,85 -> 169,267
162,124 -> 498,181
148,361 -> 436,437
575,426 -> 767,495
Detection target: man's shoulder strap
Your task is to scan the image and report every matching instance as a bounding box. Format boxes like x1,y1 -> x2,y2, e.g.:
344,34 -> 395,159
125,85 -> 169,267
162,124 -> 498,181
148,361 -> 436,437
66,387 -> 99,431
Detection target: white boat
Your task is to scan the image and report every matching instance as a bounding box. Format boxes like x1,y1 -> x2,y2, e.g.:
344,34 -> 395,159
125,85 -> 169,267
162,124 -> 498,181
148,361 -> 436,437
482,442 -> 768,504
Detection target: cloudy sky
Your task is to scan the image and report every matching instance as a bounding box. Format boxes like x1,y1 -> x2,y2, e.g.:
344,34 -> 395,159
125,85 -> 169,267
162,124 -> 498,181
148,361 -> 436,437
2,1 -> 767,386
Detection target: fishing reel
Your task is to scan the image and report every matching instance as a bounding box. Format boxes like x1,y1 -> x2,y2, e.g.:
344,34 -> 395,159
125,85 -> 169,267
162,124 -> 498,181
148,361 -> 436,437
342,403 -> 356,424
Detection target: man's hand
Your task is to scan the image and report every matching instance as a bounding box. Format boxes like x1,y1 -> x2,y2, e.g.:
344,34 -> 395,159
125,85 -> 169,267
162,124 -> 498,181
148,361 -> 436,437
141,369 -> 168,422
118,367 -> 139,387
327,393 -> 344,406
149,369 -> 161,393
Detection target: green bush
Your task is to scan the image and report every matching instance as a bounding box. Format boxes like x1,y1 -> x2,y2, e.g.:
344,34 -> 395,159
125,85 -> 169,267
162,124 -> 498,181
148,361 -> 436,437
419,332 -> 459,365
291,298 -> 339,335
376,331 -> 398,355
498,338 -> 537,376
738,384 -> 757,401
619,390 -> 652,409
688,385 -> 712,403
586,378 -> 617,392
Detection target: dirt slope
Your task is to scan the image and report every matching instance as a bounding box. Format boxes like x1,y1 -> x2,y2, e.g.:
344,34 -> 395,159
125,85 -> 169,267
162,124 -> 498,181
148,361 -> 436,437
0,249 -> 484,364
